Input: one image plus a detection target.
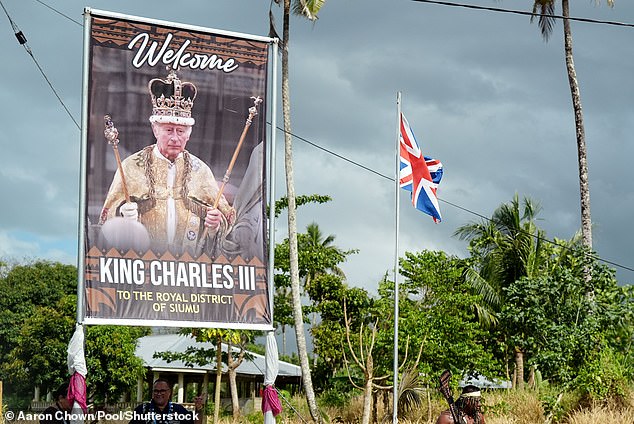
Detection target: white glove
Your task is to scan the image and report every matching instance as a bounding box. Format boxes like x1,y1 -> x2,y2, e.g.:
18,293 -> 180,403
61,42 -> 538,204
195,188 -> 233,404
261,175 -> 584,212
119,202 -> 138,221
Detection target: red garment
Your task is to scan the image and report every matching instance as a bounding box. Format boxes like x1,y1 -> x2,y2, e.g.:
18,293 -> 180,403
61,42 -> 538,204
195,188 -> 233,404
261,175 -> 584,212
261,385 -> 282,416
67,372 -> 88,413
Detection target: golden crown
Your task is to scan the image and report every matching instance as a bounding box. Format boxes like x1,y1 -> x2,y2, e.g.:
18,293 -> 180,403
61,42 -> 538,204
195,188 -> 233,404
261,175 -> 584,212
148,69 -> 197,126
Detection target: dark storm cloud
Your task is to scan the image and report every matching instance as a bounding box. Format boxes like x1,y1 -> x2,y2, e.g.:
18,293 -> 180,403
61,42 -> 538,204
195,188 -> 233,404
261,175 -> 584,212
0,0 -> 632,284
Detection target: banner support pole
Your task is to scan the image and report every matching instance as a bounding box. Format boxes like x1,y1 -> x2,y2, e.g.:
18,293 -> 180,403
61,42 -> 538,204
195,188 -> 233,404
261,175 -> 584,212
267,39 -> 279,323
75,10 -> 93,325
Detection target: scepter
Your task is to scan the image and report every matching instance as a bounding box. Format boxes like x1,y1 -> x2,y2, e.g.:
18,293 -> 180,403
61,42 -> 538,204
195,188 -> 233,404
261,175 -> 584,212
100,115 -> 150,251
198,96 -> 263,250
104,115 -> 130,203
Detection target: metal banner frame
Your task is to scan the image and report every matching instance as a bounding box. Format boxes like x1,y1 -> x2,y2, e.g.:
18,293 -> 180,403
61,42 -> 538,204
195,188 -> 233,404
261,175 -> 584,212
77,8 -> 278,330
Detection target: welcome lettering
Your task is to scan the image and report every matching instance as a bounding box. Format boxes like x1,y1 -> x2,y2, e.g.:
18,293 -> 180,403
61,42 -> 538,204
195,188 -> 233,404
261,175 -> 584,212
127,32 -> 239,73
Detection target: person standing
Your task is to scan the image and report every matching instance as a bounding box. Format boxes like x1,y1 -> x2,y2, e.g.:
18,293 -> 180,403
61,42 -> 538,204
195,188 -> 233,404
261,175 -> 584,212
436,385 -> 485,424
129,379 -> 204,424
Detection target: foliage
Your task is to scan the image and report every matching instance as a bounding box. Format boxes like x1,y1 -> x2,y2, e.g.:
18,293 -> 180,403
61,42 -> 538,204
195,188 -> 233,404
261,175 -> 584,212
318,384 -> 356,408
454,194 -> 571,388
397,368 -> 424,417
0,261 -> 77,360
310,277 -> 372,392
273,218 -> 355,362
0,261 -> 77,407
273,194 -> 332,218
2,294 -> 76,408
396,250 -> 499,383
275,223 -> 356,286
573,346 -> 633,406
0,261 -> 149,408
85,325 -> 149,404
499,246 -> 634,387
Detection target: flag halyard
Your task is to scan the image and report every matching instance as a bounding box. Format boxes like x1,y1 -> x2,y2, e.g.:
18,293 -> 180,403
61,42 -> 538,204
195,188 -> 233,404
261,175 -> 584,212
398,113 -> 443,222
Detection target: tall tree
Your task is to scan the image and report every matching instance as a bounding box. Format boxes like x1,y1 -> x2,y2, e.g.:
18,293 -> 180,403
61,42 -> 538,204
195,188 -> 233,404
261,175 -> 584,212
0,261 -> 148,408
454,194 -> 550,388
527,0 -> 614,250
0,261 -> 76,407
300,222 -> 354,366
272,195 -> 333,356
396,251 -> 497,382
274,0 -> 328,416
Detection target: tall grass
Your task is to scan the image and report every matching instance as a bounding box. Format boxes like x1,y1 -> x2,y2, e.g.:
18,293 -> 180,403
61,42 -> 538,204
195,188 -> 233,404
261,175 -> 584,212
311,386 -> 634,424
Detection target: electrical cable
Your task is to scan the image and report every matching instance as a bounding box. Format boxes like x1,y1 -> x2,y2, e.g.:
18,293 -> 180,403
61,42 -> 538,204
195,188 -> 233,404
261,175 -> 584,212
13,0 -> 634,274
34,0 -> 82,26
410,0 -> 634,28
274,124 -> 634,274
0,0 -> 80,129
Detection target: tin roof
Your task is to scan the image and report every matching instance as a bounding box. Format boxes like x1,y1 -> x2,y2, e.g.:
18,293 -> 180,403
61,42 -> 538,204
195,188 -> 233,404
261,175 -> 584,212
136,333 -> 301,378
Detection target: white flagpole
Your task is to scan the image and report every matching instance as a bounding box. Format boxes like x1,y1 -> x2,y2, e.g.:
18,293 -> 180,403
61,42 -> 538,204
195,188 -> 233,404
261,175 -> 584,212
392,91 -> 402,424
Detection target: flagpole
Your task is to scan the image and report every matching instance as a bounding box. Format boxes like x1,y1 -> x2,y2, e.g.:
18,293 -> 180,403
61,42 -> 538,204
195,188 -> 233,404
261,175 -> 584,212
392,91 -> 402,424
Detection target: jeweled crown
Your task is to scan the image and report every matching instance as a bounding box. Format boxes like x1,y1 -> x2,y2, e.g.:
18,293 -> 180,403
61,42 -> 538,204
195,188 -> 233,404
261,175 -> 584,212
148,69 -> 197,126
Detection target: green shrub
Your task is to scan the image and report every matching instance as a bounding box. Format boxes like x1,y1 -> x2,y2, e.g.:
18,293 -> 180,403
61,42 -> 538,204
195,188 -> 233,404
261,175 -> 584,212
319,387 -> 354,408
573,347 -> 631,406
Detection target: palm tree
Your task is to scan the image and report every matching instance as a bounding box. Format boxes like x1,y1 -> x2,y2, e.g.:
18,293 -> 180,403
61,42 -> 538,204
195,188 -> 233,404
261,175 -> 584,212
301,222 -> 348,366
454,194 -> 550,388
302,222 -> 347,289
527,0 -> 614,251
272,1 -> 327,422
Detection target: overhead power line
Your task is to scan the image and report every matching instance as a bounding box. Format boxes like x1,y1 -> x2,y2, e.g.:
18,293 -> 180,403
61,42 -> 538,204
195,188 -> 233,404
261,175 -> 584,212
16,0 -> 634,274
411,0 -> 634,28
34,0 -> 82,27
0,0 -> 80,129
274,124 -> 634,275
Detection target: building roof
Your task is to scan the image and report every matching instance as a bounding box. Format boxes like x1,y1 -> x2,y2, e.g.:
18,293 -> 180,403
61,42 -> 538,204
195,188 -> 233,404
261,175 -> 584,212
459,374 -> 511,389
136,333 -> 302,378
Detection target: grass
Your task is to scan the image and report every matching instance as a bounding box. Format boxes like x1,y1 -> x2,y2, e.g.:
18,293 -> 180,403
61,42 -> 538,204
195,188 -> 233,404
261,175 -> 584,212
257,386 -> 634,424
7,389 -> 633,423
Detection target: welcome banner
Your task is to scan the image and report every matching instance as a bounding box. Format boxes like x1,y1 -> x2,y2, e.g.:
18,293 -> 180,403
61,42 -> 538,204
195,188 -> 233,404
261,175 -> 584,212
79,9 -> 274,329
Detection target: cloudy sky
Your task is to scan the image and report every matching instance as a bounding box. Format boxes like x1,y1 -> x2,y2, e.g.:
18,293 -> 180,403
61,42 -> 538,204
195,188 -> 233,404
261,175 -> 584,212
1,0 -> 633,291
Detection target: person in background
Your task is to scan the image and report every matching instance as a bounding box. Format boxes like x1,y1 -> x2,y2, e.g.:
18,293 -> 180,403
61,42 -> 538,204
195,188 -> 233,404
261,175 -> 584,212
40,384 -> 72,424
129,378 -> 204,424
436,384 -> 485,424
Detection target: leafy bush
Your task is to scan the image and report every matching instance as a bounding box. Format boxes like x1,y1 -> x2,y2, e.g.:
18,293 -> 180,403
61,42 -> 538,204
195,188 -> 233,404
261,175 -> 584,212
573,346 -> 632,407
319,387 -> 354,408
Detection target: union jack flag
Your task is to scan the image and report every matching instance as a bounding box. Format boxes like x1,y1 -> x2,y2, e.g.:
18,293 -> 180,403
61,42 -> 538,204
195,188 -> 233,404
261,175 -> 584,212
399,113 -> 443,222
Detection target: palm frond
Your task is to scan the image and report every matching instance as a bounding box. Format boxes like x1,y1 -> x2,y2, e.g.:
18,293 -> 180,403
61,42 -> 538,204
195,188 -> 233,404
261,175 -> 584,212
530,1 -> 556,41
398,368 -> 424,416
292,0 -> 326,21
464,268 -> 501,310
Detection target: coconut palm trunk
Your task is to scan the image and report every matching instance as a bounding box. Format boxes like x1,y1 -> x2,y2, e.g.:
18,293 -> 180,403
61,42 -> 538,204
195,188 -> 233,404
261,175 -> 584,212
280,1 -> 322,422
561,0 -> 592,251
527,0 -> 612,282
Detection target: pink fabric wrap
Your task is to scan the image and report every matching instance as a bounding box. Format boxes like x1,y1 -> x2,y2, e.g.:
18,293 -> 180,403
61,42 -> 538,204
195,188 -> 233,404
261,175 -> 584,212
261,385 -> 282,416
67,372 -> 88,413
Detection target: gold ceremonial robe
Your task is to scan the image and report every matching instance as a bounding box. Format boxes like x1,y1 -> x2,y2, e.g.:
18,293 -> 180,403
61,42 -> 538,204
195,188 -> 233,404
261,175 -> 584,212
100,145 -> 235,255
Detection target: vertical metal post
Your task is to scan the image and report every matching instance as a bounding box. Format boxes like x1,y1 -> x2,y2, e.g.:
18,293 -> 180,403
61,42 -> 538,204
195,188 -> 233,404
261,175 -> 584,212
76,9 -> 93,324
267,39 -> 279,325
392,92 -> 402,424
